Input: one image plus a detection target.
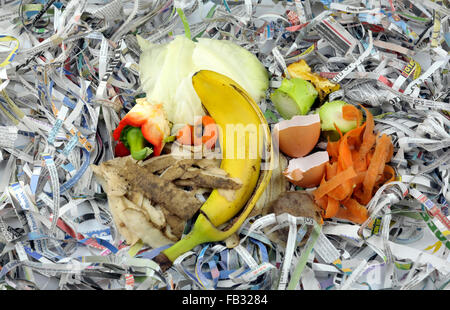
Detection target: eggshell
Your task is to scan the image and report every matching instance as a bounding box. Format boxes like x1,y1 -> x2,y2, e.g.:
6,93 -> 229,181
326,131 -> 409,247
274,114 -> 321,158
283,151 -> 329,188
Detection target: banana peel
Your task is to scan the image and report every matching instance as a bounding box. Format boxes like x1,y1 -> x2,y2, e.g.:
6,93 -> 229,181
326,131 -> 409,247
154,70 -> 273,271
252,152 -> 290,218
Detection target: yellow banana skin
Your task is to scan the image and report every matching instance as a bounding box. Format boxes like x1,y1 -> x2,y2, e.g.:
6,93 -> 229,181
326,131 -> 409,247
160,70 -> 273,264
193,72 -> 262,228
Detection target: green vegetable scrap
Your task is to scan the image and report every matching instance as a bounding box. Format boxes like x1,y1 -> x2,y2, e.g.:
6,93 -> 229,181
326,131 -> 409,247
271,78 -> 318,120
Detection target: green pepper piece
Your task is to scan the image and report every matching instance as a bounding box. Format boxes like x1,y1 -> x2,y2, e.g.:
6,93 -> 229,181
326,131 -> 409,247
120,126 -> 153,160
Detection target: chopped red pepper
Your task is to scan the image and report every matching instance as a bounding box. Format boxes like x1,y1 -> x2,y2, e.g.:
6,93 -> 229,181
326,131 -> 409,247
114,141 -> 131,157
176,116 -> 218,149
176,124 -> 194,145
113,100 -> 169,157
194,115 -> 218,149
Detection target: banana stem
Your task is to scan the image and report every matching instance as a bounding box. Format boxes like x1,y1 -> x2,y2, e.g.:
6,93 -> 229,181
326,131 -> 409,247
162,214 -> 214,262
162,230 -> 204,262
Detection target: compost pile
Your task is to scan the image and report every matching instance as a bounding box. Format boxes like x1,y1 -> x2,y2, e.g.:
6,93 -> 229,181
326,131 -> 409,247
0,0 -> 448,290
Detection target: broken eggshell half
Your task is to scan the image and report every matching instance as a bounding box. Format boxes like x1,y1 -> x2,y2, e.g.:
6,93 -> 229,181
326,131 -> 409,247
283,151 -> 329,188
273,114 -> 321,158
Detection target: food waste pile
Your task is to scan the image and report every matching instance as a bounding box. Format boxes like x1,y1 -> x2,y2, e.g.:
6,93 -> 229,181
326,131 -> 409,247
0,0 -> 449,290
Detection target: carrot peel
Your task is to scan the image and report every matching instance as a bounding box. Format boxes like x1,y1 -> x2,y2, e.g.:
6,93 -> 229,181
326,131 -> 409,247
313,166 -> 357,200
315,106 -> 395,225
361,134 -> 392,205
324,196 -> 340,219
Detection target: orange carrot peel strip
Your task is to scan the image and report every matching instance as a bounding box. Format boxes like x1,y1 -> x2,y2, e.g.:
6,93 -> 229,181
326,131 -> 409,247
339,198 -> 369,224
358,105 -> 376,161
342,104 -> 363,126
361,134 -> 393,205
324,196 -> 340,219
328,122 -> 367,201
327,136 -> 340,162
313,166 -> 357,201
314,106 -> 396,225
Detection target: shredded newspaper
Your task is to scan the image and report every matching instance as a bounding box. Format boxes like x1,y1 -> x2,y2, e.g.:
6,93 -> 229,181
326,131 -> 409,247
0,0 -> 448,290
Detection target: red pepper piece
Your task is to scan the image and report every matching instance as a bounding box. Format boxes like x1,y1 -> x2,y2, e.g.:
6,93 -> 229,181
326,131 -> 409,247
114,141 -> 131,157
193,116 -> 218,149
113,101 -> 168,156
176,116 -> 218,149
176,124 -> 194,145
